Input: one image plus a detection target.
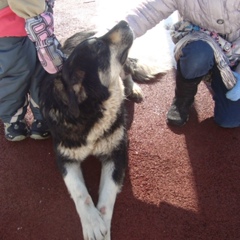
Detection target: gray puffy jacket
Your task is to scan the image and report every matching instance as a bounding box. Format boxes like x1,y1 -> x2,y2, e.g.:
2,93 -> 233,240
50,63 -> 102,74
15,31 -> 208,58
125,0 -> 240,42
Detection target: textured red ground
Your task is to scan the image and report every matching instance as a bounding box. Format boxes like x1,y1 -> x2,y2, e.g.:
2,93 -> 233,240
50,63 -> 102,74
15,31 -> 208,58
1,1 -> 240,240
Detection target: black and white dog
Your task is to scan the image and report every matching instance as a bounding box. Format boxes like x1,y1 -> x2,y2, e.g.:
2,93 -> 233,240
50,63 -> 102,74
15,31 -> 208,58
40,21 -> 148,240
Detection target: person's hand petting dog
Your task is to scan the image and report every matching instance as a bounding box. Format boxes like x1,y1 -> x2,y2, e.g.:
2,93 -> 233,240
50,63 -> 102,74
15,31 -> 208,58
226,71 -> 240,101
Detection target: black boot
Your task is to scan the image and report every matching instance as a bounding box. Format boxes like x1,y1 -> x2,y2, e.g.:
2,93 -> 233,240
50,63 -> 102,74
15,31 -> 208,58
167,69 -> 202,126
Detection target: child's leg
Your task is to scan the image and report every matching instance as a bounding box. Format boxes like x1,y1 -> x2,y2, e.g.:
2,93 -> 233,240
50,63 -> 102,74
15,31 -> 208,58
0,37 -> 38,140
0,37 -> 36,123
211,66 -> 240,128
167,40 -> 215,126
28,61 -> 50,140
29,62 -> 47,120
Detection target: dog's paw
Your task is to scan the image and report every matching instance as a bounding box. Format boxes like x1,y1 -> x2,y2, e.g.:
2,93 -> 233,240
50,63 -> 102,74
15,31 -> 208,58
126,82 -> 144,103
82,207 -> 108,240
97,206 -> 111,240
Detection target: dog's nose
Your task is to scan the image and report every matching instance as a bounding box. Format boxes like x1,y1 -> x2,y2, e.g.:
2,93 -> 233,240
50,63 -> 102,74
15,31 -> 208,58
118,20 -> 129,29
103,20 -> 132,45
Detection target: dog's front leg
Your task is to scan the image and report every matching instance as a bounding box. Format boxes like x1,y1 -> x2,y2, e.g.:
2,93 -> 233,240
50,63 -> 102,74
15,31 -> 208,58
63,162 -> 107,240
121,74 -> 144,103
97,161 -> 124,240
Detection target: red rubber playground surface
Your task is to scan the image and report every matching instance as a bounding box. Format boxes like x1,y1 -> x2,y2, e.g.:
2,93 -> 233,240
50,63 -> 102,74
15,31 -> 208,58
1,1 -> 240,240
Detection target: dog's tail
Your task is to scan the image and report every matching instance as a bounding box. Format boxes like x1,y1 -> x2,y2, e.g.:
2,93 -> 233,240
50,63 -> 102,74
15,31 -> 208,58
124,57 -> 173,82
124,19 -> 177,82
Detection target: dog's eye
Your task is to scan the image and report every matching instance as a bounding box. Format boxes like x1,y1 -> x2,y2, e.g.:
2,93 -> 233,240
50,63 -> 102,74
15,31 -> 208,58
95,41 -> 105,51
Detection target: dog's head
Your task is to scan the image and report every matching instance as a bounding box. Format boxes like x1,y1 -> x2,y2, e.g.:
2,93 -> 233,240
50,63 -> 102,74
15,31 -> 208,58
63,20 -> 133,73
60,21 -> 133,117
62,20 -> 134,86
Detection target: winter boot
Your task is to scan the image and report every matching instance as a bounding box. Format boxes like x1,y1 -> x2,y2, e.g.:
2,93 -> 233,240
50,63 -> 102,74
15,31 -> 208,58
167,69 -> 202,126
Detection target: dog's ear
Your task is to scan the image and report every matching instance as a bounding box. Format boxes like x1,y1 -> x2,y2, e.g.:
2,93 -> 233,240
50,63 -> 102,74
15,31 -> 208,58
61,62 -> 86,118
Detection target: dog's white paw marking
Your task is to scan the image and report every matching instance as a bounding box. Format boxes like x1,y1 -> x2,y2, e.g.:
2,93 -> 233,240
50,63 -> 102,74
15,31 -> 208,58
82,207 -> 108,240
97,205 -> 112,240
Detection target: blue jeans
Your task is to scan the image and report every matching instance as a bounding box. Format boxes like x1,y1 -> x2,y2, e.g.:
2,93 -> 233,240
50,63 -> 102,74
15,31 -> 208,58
179,40 -> 240,128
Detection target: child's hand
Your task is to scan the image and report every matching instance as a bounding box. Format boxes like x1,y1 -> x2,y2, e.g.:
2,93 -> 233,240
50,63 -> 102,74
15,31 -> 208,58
46,0 -> 55,8
226,71 -> 240,101
25,11 -> 65,74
